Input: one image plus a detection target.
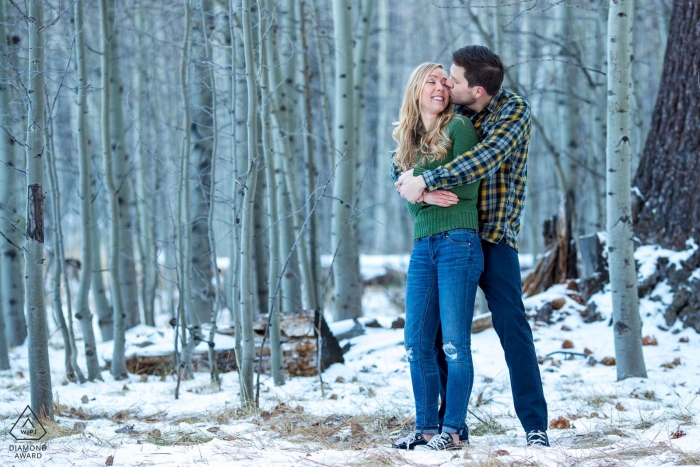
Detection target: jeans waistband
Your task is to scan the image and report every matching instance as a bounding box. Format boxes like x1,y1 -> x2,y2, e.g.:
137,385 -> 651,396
415,228 -> 478,241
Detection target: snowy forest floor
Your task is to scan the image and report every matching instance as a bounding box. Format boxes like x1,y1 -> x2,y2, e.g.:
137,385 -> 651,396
1,248 -> 700,466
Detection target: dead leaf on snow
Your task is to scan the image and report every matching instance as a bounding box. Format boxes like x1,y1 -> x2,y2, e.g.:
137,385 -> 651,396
601,357 -> 616,366
642,335 -> 658,346
549,416 -> 571,429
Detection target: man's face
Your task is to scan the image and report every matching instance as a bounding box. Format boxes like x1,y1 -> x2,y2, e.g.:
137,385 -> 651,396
446,64 -> 478,109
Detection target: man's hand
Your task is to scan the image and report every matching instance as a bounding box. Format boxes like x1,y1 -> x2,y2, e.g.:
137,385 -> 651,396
423,190 -> 458,207
396,170 -> 427,203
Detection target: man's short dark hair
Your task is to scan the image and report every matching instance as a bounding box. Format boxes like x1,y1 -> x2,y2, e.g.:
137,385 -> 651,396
451,45 -> 505,96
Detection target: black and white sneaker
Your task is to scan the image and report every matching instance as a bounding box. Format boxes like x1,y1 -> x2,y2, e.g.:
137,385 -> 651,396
416,432 -> 461,451
392,433 -> 428,450
526,430 -> 550,447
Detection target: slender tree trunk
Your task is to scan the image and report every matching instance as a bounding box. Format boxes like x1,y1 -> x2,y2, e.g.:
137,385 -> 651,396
0,0 -> 27,348
330,0 -> 361,321
228,0 -> 245,366
0,264 -> 8,368
25,0 -> 54,420
239,0 -> 259,405
190,0 -> 216,324
606,0 -> 647,380
100,0 -> 128,380
106,0 -> 140,330
259,11 -> 284,385
134,3 -> 157,327
90,196 -> 113,341
75,0 -> 103,380
178,0 -> 199,380
46,125 -> 85,383
373,0 -> 391,253
203,3 -> 221,386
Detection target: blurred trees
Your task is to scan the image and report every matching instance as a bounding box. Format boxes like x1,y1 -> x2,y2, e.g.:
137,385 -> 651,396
0,0 -> 679,392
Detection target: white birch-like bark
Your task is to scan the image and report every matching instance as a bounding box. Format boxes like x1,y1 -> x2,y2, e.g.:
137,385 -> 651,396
25,0 -> 54,420
100,0 -> 128,380
228,0 -> 244,366
330,0 -> 361,321
105,0 -> 140,330
0,0 -> 27,348
259,11 -> 284,385
373,0 -> 391,253
134,3 -> 157,327
0,263 -> 7,368
202,3 -> 221,386
178,0 -> 199,379
75,0 -> 103,380
606,0 -> 647,380
190,0 -> 216,324
239,0 -> 259,404
45,125 -> 85,383
90,197 -> 113,341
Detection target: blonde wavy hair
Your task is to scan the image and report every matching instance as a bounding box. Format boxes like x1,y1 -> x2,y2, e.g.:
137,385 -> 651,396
392,62 -> 453,172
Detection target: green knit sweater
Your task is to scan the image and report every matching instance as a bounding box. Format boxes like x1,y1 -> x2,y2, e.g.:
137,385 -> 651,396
408,115 -> 480,239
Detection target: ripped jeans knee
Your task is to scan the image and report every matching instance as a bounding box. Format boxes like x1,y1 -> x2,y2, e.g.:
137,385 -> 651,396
442,341 -> 470,362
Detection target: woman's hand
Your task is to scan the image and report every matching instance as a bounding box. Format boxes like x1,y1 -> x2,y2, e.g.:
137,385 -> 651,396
421,190 -> 459,207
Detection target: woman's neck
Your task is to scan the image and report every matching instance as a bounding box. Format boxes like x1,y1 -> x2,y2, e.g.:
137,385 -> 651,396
420,112 -> 437,132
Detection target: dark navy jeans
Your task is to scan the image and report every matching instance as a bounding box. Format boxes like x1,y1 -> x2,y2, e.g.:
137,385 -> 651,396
404,228 -> 483,437
438,238 -> 548,433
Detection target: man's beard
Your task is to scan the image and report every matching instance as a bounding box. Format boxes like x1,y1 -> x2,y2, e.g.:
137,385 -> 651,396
449,90 -> 477,108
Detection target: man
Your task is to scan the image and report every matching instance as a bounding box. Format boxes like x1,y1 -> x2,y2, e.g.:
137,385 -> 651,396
396,45 -> 550,447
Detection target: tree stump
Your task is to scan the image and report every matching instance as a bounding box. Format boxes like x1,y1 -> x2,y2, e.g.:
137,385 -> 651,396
522,194 -> 578,297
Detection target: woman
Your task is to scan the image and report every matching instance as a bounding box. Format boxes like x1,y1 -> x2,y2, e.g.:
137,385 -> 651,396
390,63 -> 483,451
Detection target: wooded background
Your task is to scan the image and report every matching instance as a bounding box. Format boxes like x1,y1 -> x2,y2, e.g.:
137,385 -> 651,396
2,0 -> 697,415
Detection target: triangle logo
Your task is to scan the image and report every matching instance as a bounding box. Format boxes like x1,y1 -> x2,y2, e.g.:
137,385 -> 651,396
10,406 -> 47,441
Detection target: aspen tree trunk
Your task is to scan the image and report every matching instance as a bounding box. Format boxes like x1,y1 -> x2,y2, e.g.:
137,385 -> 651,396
352,0 -> 372,175
239,0 -> 259,404
296,0 -> 323,312
562,5 -> 580,235
373,0 -> 391,253
0,0 -> 27,348
105,0 -> 140,330
134,3 -> 157,327
75,0 -> 103,380
606,0 -> 647,380
228,0 -> 244,364
309,0 -> 333,151
100,0 -> 128,380
178,0 -> 199,379
330,0 -> 361,321
25,0 -> 54,420
202,4 -> 221,386
259,11 -> 284,385
0,264 -> 8,368
190,0 -> 216,324
90,198 -> 113,341
46,125 -> 85,383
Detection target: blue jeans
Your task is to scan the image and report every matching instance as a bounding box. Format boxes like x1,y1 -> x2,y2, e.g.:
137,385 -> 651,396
437,239 -> 548,432
404,229 -> 483,436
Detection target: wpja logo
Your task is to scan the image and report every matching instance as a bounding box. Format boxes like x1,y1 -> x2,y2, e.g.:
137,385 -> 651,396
10,406 -> 47,441
8,406 -> 48,459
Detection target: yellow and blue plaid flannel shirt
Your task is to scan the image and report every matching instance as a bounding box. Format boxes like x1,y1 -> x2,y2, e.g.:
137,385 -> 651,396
392,89 -> 530,250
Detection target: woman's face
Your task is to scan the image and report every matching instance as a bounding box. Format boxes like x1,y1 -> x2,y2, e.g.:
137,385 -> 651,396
419,67 -> 449,117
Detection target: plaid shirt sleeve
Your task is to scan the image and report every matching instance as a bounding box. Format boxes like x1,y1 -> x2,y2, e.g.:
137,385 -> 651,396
390,152 -> 401,182
421,98 -> 531,191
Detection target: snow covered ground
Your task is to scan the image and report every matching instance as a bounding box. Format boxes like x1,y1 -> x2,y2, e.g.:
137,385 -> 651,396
1,247 -> 699,466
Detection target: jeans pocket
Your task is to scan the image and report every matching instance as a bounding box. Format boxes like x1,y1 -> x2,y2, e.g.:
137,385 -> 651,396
445,229 -> 476,246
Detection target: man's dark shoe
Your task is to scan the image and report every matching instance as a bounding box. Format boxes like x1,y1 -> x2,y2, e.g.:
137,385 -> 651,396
526,430 -> 550,447
416,432 -> 461,451
392,433 -> 428,450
